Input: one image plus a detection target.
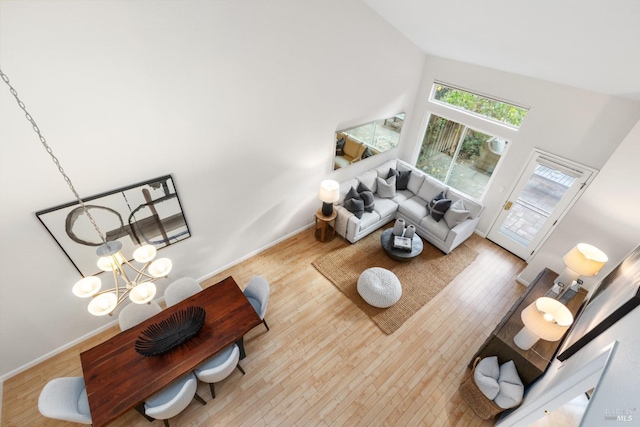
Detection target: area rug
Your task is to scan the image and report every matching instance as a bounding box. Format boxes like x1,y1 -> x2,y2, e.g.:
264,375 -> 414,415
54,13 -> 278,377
312,226 -> 478,334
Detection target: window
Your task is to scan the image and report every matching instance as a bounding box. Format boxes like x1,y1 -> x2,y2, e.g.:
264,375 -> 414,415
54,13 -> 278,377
416,114 -> 506,200
431,83 -> 528,129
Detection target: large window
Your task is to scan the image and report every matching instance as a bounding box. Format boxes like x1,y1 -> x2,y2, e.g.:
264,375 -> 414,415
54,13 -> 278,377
416,114 -> 507,200
431,82 -> 528,129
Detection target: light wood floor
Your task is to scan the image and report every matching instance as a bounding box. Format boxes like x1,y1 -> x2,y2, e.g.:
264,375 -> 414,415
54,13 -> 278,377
2,226 -> 527,427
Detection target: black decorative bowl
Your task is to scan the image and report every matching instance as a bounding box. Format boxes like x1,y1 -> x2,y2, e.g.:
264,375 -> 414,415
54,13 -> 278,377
135,306 -> 206,357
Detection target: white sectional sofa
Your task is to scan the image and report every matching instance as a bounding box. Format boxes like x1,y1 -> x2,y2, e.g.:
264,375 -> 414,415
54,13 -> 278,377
333,158 -> 483,254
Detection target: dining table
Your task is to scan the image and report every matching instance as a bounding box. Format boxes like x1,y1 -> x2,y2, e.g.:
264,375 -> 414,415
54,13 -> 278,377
80,276 -> 262,427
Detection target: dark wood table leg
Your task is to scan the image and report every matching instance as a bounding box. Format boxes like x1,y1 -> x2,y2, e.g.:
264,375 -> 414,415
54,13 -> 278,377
236,337 -> 247,359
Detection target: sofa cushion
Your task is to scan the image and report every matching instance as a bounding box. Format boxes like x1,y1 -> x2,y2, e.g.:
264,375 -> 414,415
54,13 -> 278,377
356,169 -> 378,194
391,189 -> 413,204
397,196 -> 428,224
372,196 -> 398,218
344,187 -> 364,218
444,199 -> 471,228
357,182 -> 375,212
336,137 -> 345,156
358,211 -> 382,230
428,194 -> 452,222
420,215 -> 450,241
362,147 -> 373,159
417,177 -> 448,202
388,168 -> 412,190
375,159 -> 397,178
376,176 -> 396,198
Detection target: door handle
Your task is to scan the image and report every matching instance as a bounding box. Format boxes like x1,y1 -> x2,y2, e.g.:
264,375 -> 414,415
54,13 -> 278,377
504,201 -> 513,210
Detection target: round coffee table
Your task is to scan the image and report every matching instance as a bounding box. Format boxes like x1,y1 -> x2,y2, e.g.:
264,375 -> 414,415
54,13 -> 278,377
380,228 -> 423,261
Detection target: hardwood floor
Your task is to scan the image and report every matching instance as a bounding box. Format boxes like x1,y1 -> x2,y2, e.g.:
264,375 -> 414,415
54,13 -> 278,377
2,227 -> 526,426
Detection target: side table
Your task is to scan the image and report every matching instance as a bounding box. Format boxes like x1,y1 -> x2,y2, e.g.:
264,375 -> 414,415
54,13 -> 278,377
469,268 -> 587,386
314,209 -> 337,242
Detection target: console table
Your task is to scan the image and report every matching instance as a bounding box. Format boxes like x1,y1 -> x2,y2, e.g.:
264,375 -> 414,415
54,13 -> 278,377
470,268 -> 587,386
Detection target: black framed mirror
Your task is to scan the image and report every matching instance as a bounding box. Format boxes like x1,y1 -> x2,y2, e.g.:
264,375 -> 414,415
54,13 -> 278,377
334,113 -> 405,170
36,175 -> 190,276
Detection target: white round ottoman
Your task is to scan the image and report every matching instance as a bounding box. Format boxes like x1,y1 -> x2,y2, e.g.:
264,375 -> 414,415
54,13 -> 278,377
357,267 -> 402,308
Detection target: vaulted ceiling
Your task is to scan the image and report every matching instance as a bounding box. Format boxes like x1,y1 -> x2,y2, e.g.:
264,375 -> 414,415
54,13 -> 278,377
365,0 -> 640,100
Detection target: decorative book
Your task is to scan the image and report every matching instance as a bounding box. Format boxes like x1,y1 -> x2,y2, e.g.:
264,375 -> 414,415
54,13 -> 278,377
135,306 -> 206,357
393,236 -> 412,251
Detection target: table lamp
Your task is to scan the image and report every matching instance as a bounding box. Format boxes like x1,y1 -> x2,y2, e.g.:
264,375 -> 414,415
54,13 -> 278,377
555,243 -> 608,286
513,297 -> 574,350
318,180 -> 339,216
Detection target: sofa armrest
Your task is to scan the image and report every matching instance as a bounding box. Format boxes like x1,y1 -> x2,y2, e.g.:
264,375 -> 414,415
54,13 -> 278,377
443,215 -> 481,253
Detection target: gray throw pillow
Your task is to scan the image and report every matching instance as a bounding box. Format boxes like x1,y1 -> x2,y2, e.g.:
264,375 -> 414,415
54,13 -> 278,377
444,199 -> 471,228
376,176 -> 396,198
336,137 -> 345,156
344,187 -> 364,218
357,182 -> 375,212
388,168 -> 412,190
428,191 -> 451,222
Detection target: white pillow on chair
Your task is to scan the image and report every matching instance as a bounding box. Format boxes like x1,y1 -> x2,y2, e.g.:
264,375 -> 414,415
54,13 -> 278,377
474,356 -> 500,400
494,360 -> 524,409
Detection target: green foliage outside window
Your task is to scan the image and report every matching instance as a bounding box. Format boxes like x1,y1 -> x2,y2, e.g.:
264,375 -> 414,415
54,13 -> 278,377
433,84 -> 527,128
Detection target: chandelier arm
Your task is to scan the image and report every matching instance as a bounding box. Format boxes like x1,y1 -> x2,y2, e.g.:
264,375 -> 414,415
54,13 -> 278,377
120,259 -> 152,282
0,68 -> 106,243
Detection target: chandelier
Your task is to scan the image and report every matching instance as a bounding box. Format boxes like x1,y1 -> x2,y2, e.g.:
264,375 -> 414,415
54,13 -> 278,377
1,69 -> 172,316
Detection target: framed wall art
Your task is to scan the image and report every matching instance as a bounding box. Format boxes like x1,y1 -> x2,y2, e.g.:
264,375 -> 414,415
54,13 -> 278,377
557,245 -> 640,361
36,175 -> 191,277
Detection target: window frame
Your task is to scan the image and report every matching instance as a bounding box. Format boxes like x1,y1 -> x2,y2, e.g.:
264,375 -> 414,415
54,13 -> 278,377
415,110 -> 511,202
430,81 -> 529,130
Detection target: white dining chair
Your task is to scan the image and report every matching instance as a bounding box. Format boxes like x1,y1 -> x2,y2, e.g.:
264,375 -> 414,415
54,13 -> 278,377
38,376 -> 92,424
118,300 -> 162,331
164,277 -> 202,307
143,372 -> 206,427
117,299 -> 206,426
244,276 -> 271,331
194,343 -> 245,399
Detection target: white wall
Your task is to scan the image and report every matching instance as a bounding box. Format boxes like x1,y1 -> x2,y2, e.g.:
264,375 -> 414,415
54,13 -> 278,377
520,120 -> 640,290
0,0 -> 425,379
401,55 -> 640,245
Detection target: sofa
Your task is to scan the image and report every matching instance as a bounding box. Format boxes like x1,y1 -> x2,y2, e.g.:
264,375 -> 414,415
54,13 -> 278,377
333,158 -> 483,254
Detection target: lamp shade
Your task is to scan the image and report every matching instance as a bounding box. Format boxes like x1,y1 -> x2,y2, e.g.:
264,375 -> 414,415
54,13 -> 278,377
522,297 -> 573,341
72,276 -> 101,298
318,180 -> 340,203
563,243 -> 608,276
129,282 -> 157,304
148,258 -> 173,278
88,292 -> 118,316
133,245 -> 157,263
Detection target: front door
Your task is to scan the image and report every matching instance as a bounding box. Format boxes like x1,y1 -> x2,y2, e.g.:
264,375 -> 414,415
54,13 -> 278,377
487,150 -> 596,260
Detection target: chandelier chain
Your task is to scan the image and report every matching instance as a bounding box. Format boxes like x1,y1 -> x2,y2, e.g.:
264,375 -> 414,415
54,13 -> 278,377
1,68 -> 106,243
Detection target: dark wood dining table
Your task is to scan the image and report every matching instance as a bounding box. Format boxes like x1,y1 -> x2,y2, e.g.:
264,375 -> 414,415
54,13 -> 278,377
80,276 -> 262,427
